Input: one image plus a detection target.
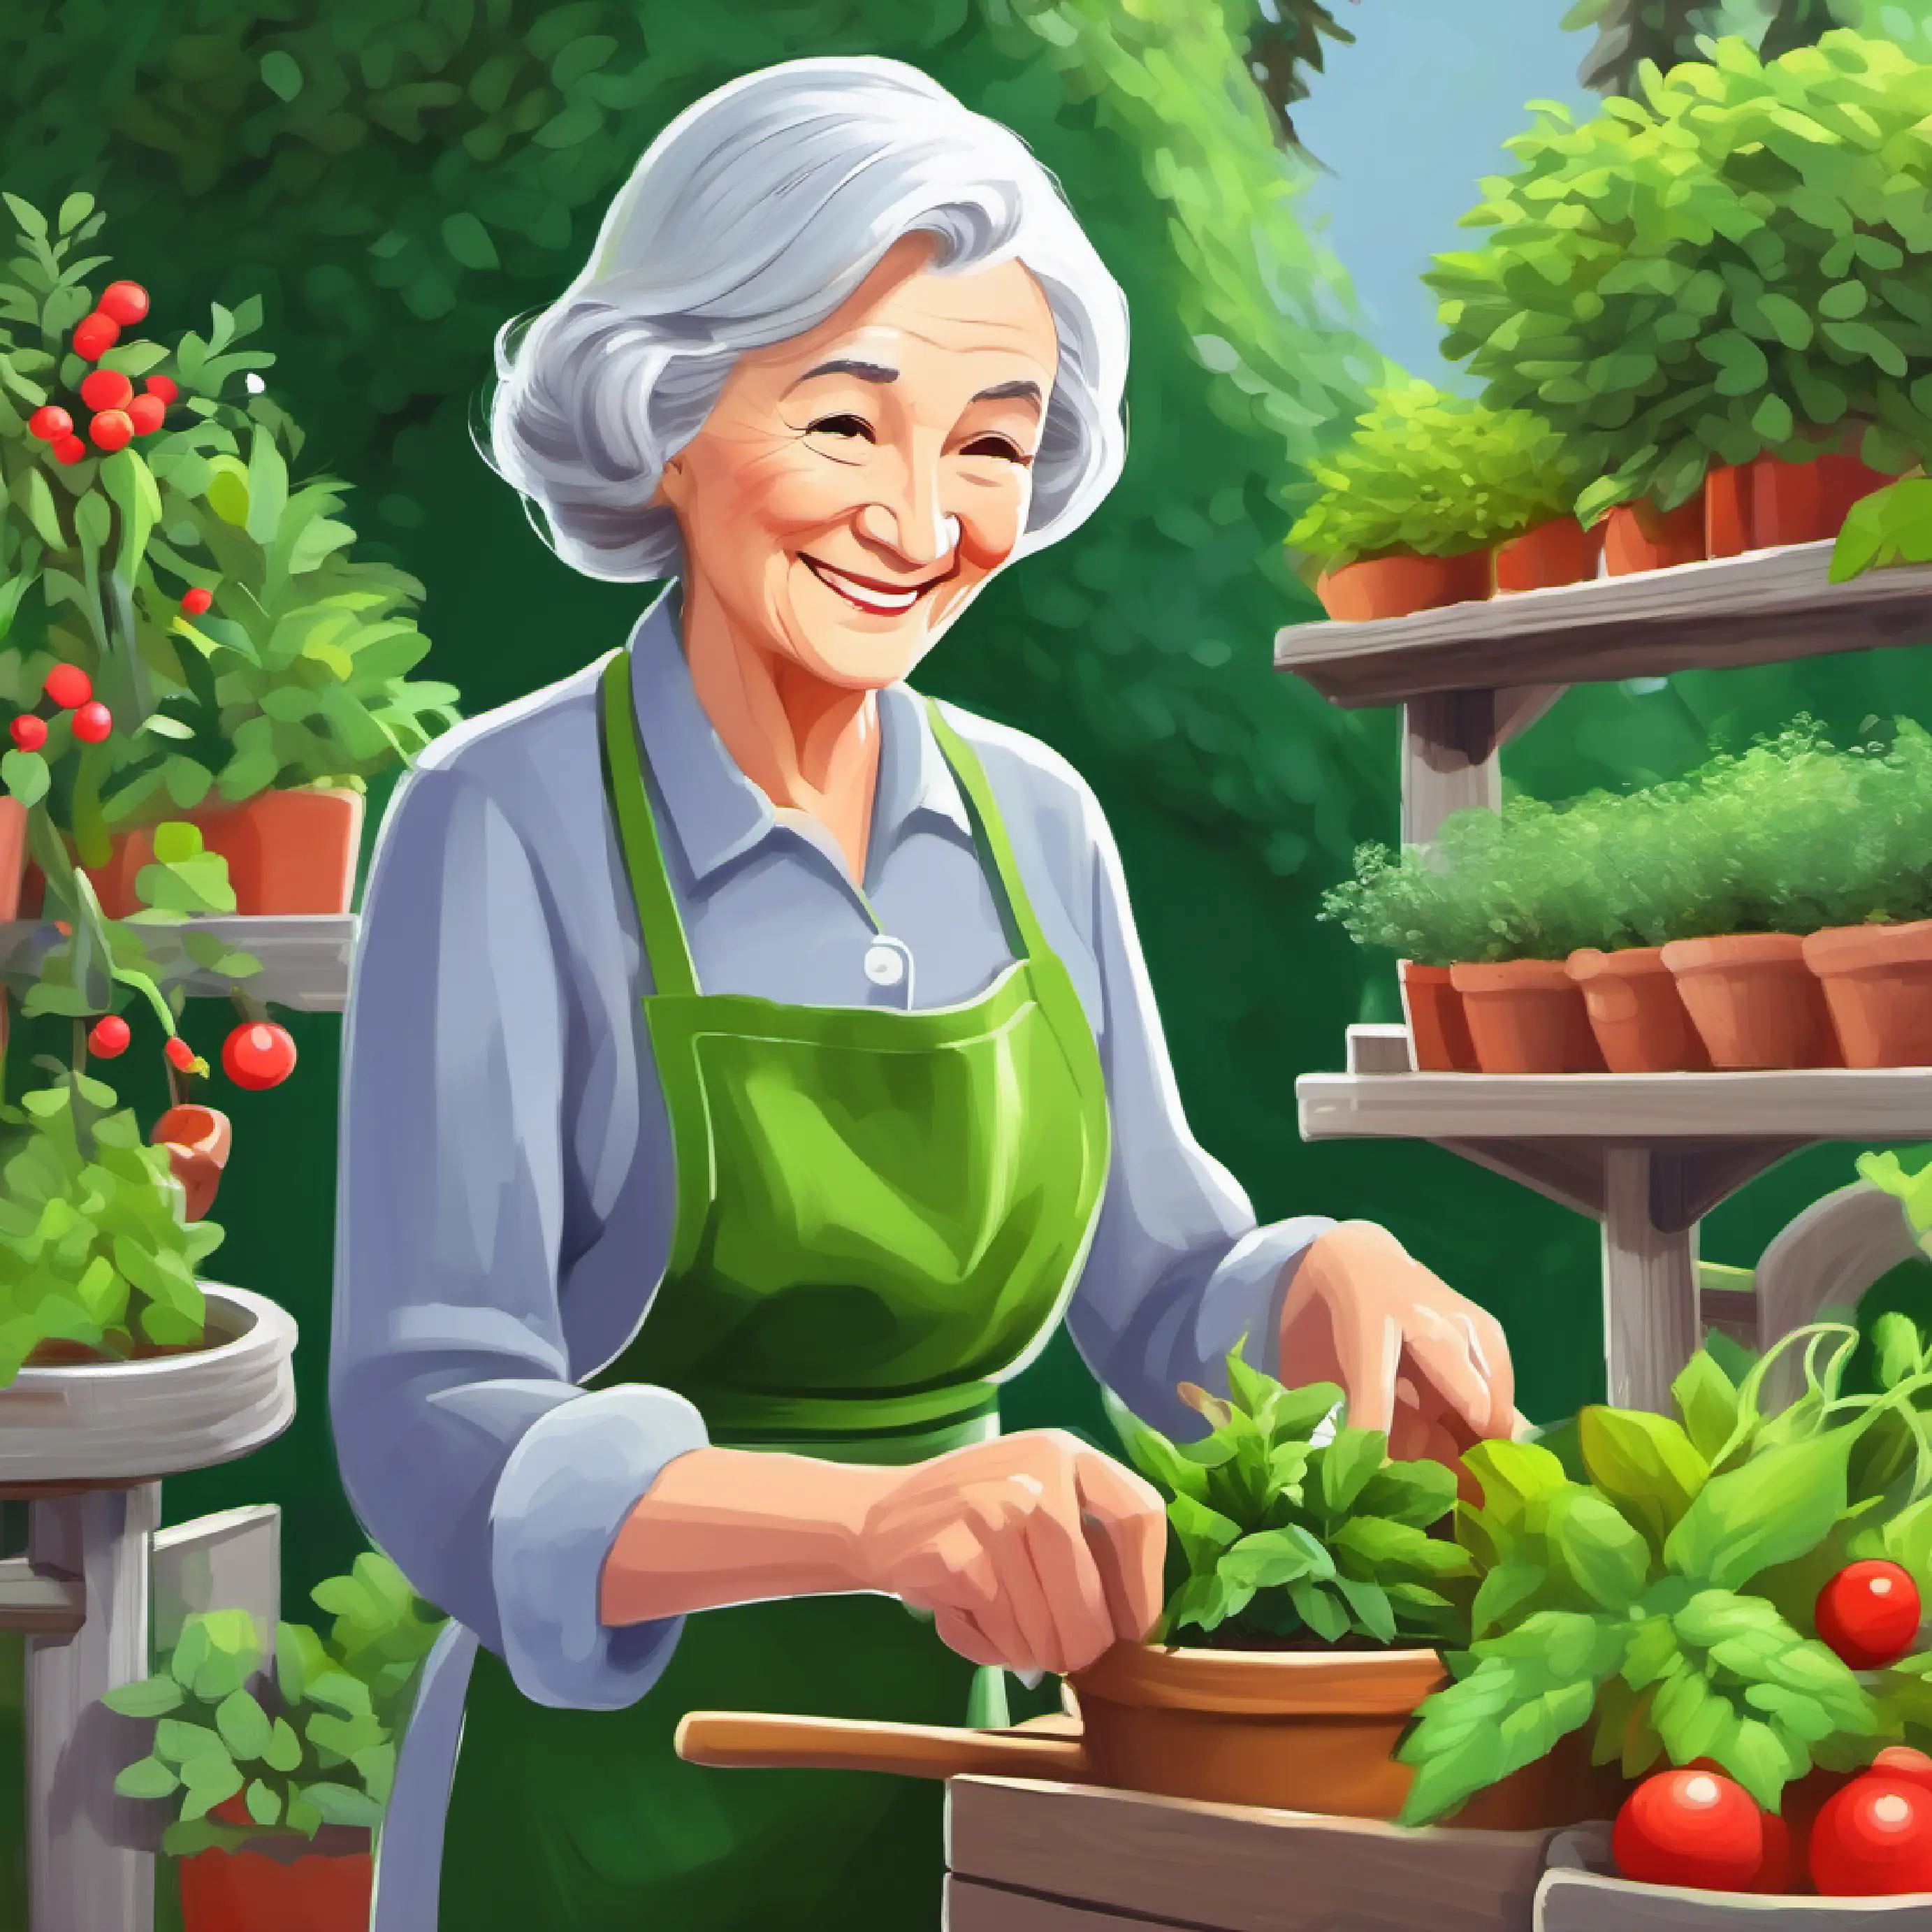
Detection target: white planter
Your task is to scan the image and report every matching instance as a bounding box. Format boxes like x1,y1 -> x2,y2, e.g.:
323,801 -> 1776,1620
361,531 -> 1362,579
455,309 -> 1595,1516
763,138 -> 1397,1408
0,1283 -> 296,1484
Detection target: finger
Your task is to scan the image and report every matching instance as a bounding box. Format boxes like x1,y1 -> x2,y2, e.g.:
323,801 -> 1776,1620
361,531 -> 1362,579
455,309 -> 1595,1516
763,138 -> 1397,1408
973,1479 -> 1059,1674
899,1521 -> 1003,1620
934,1606 -> 1008,1670
1020,1462 -> 1115,1673
1402,1316 -> 1495,1442
1071,1453 -> 1166,1644
1465,1309 -> 1518,1438
1388,1400 -> 1434,1463
1325,1291 -> 1404,1436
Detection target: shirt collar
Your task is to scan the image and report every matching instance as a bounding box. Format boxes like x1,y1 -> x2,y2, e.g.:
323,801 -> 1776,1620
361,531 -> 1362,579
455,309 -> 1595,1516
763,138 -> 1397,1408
624,583 -> 974,893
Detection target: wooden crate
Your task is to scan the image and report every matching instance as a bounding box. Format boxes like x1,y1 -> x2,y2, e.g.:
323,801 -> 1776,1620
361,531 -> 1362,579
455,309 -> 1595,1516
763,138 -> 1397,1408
945,1775 -> 1564,1932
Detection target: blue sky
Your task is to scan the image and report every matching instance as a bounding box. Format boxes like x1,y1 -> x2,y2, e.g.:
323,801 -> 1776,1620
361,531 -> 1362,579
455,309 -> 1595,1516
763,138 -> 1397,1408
1291,0 -> 1597,388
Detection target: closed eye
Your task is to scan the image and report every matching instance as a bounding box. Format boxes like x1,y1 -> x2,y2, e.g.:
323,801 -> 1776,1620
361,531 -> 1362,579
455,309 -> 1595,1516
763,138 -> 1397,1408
806,414 -> 874,442
961,435 -> 1033,466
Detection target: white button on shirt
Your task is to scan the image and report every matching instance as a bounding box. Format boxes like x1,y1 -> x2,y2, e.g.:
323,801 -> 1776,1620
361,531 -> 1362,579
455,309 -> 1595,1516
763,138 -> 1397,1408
863,937 -> 910,995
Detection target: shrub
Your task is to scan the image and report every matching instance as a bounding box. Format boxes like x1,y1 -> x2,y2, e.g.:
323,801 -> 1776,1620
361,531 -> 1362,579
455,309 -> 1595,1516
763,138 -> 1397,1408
1286,381 -> 1579,567
1429,31 -> 1932,521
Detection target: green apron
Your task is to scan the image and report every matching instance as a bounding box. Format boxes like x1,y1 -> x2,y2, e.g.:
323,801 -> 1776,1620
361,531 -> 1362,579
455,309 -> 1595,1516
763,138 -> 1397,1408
436,644 -> 1112,1931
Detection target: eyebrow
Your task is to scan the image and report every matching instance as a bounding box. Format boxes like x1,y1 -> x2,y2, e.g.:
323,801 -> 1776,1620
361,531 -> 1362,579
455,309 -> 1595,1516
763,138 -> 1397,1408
785,359 -> 1045,409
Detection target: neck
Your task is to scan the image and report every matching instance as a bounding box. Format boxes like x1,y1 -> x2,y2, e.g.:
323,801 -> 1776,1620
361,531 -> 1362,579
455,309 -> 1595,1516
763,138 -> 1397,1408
677,573 -> 883,872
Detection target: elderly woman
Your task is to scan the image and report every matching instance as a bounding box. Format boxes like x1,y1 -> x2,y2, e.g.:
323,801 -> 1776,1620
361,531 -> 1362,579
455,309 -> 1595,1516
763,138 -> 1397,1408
331,54 -> 1517,1932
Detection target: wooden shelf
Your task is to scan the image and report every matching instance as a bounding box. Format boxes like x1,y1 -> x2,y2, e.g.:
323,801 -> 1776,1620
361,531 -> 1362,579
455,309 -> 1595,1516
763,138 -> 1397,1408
0,915 -> 356,1015
1273,540 -> 1932,707
1298,1065 -> 1932,1145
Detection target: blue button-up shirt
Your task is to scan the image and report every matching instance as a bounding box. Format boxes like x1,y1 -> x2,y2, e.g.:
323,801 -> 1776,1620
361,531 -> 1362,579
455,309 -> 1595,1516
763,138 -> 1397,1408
331,585 -> 1333,1922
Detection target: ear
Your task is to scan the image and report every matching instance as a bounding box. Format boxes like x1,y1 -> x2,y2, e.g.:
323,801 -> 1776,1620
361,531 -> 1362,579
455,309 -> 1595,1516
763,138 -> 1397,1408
649,453 -> 684,512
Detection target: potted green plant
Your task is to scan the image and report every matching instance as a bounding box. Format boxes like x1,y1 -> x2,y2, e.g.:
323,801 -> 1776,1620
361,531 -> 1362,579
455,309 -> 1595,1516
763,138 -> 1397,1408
1398,1319 -> 1932,1899
1428,31 -> 1928,570
1288,382 -> 1584,620
0,189 -> 459,917
104,1550 -> 447,1932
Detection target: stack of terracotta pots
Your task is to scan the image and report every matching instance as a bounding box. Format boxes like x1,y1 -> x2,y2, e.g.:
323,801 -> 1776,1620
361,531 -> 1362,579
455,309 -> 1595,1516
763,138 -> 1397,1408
1402,920 -> 1932,1075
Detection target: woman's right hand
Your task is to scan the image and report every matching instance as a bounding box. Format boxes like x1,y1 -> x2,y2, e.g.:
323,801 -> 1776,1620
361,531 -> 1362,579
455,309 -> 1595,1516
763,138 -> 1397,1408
848,1429 -> 1167,1678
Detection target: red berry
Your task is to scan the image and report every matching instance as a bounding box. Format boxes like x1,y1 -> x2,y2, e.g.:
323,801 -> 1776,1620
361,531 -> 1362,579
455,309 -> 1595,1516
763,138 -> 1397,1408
164,1036 -> 198,1073
42,665 -> 91,709
50,435 -> 86,466
1811,1775 -> 1932,1896
223,1022 -> 296,1091
9,716 -> 46,753
96,281 -> 149,327
87,409 -> 133,453
144,374 -> 179,404
87,1015 -> 131,1059
78,369 -> 133,414
126,393 -> 166,436
71,312 -> 119,361
1613,1769 -> 1766,1892
27,405 -> 71,442
1816,1560 -> 1922,1671
70,701 -> 112,745
1870,1747 -> 1932,1796
180,586 -> 214,617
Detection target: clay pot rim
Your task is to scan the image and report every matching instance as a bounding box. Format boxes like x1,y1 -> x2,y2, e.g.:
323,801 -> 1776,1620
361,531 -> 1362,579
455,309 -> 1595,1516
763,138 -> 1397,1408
1072,1640 -> 1448,1715
1801,919 -> 1932,973
1450,958 -> 1576,992
1661,932 -> 1810,971
1567,945 -> 1669,980
1399,959 -> 1456,981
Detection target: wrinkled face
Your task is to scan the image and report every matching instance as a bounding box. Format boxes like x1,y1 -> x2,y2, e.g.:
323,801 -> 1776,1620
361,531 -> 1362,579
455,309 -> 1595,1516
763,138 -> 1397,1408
653,232 -> 1059,690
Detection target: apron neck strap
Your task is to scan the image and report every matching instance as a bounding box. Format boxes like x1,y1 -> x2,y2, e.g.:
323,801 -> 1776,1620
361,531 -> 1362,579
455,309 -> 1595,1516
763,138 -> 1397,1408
599,645 -> 702,1001
923,699 -> 1050,969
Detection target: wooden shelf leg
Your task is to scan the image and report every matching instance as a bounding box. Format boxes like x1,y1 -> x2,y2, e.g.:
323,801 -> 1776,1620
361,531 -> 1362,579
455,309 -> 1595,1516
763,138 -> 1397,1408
27,1483 -> 160,1932
1601,1147 -> 1699,1413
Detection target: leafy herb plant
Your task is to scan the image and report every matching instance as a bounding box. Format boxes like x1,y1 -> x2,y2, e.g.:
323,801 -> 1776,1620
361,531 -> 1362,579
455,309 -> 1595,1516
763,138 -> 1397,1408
1286,382 -> 1579,569
1106,1344 -> 1475,1649
103,1550 -> 447,1857
1397,1319 -> 1932,1826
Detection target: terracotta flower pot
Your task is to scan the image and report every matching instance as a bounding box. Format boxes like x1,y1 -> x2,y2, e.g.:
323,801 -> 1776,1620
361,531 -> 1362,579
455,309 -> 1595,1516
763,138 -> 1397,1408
1400,960 -> 1479,1072
1661,933 -> 1842,1069
1316,550 -> 1490,622
1493,518 -> 1601,593
1603,491 -> 1707,576
1566,947 -> 1711,1073
180,1814 -> 372,1932
1444,1726 -> 1631,1832
152,1105 -> 233,1223
1450,959 -> 1608,1073
1748,446 -> 1891,549
27,786 -> 365,919
1704,462 -> 1753,560
1802,920 -> 1932,1068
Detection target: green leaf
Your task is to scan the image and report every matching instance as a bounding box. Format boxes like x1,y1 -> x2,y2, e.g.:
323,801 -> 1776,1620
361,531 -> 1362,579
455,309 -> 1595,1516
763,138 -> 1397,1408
243,426 -> 288,549
3,750 -> 49,808
1549,1488 -> 1652,1611
1286,1578 -> 1351,1643
262,1715 -> 303,1775
245,1778 -> 282,1826
259,50 -> 303,101
1578,1408 -> 1709,1549
1312,1429 -> 1386,1519
215,1689 -> 273,1762
150,820 -> 204,865
1664,1429 -> 1853,1589
113,1756 -> 181,1801
101,1676 -> 186,1719
301,1782 -> 382,1828
1673,1351 -> 1745,1465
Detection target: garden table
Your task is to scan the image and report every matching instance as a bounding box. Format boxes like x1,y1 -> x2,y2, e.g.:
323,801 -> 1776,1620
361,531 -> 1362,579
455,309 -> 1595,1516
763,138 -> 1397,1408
1274,539 -> 1932,1414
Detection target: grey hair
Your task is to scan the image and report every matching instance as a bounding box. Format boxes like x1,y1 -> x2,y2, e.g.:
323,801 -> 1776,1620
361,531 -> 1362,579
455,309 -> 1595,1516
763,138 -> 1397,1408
479,56 -> 1129,582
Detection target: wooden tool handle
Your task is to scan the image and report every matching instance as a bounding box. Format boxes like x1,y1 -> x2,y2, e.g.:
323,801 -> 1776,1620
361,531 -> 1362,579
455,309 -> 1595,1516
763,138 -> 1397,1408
674,1711 -> 1088,1782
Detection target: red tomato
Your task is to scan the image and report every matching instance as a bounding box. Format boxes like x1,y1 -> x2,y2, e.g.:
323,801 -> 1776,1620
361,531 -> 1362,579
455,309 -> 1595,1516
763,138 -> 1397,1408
145,374 -> 179,403
26,405 -> 71,442
87,409 -> 133,453
1811,1776 -> 1932,1896
223,1022 -> 297,1091
1871,1748 -> 1932,1796
164,1036 -> 199,1073
87,1015 -> 131,1059
50,435 -> 87,465
1752,1810 -> 1795,1894
71,312 -> 119,361
1816,1560 -> 1922,1671
42,664 -> 91,709
96,280 -> 149,326
71,701 -> 112,745
8,716 -> 46,753
180,586 -> 213,617
1613,1769 -> 1767,1891
78,368 -> 133,413
126,393 -> 166,435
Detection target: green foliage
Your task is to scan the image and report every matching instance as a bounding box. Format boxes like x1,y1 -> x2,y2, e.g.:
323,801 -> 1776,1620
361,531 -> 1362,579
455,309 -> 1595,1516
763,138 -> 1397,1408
1432,31 -> 1932,521
1398,1319 -> 1932,1824
0,1075 -> 221,1386
102,1550 -> 447,1857
1285,382 -> 1581,568
1322,717 -> 1932,966
1106,1342 -> 1474,1650
1831,475 -> 1932,579
0,192 -> 460,854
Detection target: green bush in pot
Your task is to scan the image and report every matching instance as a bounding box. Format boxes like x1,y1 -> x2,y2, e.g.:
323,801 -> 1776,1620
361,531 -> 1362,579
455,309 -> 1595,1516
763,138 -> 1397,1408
1428,31 -> 1932,524
1286,381 -> 1580,570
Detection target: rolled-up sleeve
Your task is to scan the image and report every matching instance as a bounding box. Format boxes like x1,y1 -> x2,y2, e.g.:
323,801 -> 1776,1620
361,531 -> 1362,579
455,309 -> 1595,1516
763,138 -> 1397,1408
329,755 -> 708,1711
1060,783 -> 1335,1441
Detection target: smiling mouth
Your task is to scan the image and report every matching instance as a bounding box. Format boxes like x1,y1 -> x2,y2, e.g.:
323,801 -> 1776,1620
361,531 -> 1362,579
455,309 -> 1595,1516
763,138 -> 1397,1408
801,553 -> 950,616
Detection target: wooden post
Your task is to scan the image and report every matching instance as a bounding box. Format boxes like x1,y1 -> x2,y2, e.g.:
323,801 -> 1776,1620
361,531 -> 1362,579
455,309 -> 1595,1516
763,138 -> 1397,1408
1400,687 -> 1567,848
1601,1149 -> 1699,1413
26,1483 -> 160,1932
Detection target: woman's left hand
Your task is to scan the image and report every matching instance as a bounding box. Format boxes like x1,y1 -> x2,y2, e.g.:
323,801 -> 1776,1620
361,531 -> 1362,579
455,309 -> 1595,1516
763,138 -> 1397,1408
1280,1219 -> 1521,1466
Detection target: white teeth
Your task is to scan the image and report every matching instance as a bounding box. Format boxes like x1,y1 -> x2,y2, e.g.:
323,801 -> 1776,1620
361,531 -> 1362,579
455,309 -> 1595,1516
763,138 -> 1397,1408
807,559 -> 922,613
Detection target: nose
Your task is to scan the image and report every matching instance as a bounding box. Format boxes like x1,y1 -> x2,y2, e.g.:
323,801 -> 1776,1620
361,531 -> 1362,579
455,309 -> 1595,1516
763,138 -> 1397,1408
855,448 -> 959,569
